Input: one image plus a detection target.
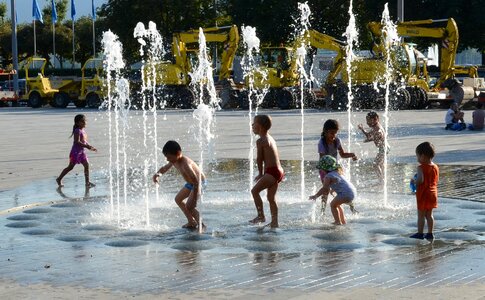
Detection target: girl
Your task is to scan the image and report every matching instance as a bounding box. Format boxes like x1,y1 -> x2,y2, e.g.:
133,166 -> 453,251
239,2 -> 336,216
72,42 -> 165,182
309,155 -> 356,225
56,114 -> 97,188
318,119 -> 357,182
410,142 -> 439,240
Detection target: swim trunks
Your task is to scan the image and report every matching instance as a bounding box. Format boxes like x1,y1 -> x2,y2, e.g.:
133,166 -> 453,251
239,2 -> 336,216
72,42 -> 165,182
265,166 -> 284,183
184,180 -> 207,191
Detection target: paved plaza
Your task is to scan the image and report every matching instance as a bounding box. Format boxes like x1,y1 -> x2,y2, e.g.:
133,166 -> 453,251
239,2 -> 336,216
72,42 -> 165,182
0,107 -> 484,299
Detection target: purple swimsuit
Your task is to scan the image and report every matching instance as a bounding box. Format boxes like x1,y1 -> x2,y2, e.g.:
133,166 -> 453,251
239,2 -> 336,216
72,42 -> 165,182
69,128 -> 88,164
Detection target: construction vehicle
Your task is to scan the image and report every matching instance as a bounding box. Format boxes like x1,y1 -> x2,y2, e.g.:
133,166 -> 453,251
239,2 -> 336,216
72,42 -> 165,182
149,25 -> 239,108
78,58 -> 104,108
248,29 -> 346,109
0,70 -> 20,107
21,57 -> 59,108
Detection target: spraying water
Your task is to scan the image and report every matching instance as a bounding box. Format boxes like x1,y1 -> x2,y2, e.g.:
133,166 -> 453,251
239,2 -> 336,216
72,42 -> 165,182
190,28 -> 220,232
134,21 -> 166,223
342,0 -> 359,180
241,26 -> 261,192
294,2 -> 312,201
101,30 -> 126,224
380,3 -> 400,206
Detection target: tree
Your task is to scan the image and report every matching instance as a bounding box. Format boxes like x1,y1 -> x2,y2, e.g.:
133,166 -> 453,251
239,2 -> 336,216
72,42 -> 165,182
0,2 -> 7,24
42,0 -> 68,24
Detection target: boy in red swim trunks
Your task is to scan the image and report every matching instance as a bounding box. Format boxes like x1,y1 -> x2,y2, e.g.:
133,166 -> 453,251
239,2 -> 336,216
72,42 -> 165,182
410,142 -> 439,241
249,115 -> 284,228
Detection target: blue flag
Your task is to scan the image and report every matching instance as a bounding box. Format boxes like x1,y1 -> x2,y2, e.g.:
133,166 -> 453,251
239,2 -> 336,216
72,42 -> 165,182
91,0 -> 96,20
71,0 -> 76,20
32,0 -> 43,24
51,0 -> 58,24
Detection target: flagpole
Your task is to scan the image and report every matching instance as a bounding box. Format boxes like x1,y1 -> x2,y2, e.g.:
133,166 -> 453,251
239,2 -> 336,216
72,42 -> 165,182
53,22 -> 56,68
92,18 -> 95,57
33,20 -> 36,56
72,21 -> 75,67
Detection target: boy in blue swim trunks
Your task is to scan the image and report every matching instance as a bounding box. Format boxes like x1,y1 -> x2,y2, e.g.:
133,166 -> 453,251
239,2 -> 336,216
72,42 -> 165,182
153,140 -> 206,229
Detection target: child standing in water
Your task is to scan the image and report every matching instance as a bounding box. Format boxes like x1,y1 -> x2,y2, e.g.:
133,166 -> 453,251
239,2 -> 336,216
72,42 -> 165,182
410,142 -> 439,240
153,141 -> 206,230
318,119 -> 357,183
249,115 -> 284,228
57,114 -> 97,188
358,111 -> 388,179
309,155 -> 356,225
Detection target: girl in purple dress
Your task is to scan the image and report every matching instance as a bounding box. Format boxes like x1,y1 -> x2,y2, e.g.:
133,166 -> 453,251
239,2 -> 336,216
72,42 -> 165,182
56,114 -> 97,187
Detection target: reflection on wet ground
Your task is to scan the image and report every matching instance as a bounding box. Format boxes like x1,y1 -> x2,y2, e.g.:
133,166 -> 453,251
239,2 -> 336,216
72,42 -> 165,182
0,159 -> 484,292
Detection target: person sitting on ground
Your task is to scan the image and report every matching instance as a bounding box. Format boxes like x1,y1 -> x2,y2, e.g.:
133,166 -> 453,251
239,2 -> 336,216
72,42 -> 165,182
468,102 -> 484,131
445,103 -> 466,130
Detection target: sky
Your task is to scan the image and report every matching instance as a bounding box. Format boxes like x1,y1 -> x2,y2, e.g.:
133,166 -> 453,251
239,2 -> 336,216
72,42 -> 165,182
3,0 -> 108,24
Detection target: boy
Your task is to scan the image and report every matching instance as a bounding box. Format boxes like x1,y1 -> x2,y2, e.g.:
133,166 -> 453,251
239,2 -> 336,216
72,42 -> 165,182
249,115 -> 284,228
468,102 -> 484,131
445,103 -> 466,130
358,111 -> 388,179
410,142 -> 439,240
153,140 -> 206,229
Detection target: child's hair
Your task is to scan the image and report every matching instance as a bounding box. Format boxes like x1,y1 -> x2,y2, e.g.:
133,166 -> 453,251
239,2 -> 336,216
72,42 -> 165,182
70,114 -> 86,137
476,102 -> 483,109
320,119 -> 340,151
254,115 -> 272,130
416,141 -> 435,159
163,140 -> 182,155
366,111 -> 379,120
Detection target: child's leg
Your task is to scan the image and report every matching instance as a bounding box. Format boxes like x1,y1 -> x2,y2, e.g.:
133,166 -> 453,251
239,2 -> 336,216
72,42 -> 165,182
250,174 -> 277,223
186,192 -> 202,227
337,206 -> 346,224
330,197 -> 348,225
266,182 -> 279,228
57,162 -> 76,186
424,209 -> 434,234
374,154 -> 384,179
81,162 -> 95,187
175,188 -> 197,227
417,209 -> 425,233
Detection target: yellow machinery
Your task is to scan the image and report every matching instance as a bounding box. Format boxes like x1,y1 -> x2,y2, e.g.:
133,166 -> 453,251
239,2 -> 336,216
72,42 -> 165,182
150,25 -> 239,108
79,58 -> 104,108
21,57 -> 59,108
249,29 -> 346,109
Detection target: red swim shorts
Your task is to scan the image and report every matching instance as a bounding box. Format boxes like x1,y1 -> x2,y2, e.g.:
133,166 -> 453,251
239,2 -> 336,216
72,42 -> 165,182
265,166 -> 285,183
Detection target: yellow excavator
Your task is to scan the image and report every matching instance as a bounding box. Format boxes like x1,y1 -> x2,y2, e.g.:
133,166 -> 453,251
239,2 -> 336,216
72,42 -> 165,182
149,25 -> 239,108
248,29 -> 345,109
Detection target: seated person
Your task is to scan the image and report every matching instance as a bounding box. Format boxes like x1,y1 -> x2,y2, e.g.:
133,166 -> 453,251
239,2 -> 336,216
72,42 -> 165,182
468,102 -> 484,131
445,103 -> 466,130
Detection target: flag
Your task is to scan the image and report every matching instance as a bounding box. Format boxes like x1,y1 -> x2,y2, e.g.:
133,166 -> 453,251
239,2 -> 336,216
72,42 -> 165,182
91,0 -> 96,20
51,0 -> 58,24
32,0 -> 43,24
71,0 -> 76,20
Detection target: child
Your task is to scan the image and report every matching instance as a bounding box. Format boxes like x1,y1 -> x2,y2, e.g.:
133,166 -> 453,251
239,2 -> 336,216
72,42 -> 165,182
309,155 -> 356,225
445,103 -> 466,130
358,111 -> 388,179
153,140 -> 206,230
468,102 -> 484,131
249,115 -> 284,228
410,142 -> 439,240
57,114 -> 97,188
318,119 -> 357,183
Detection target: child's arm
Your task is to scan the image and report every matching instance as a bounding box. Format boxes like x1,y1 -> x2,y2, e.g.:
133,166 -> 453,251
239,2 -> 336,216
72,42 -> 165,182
309,177 -> 332,200
74,131 -> 96,151
414,165 -> 424,186
152,163 -> 173,183
255,139 -> 265,180
183,164 -> 202,202
357,124 -> 372,142
338,145 -> 357,160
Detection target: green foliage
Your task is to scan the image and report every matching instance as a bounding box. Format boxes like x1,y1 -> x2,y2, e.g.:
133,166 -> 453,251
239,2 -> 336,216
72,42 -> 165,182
42,0 -> 68,24
0,2 -> 7,24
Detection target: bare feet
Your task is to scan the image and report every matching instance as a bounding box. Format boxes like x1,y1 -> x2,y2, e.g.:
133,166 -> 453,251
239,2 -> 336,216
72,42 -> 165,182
56,177 -> 64,187
332,222 -> 343,226
182,222 -> 198,229
249,216 -> 266,224
86,182 -> 96,188
268,221 -> 279,228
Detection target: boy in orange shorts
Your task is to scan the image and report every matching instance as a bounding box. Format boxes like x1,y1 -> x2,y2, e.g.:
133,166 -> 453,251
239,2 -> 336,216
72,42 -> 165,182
410,142 -> 439,240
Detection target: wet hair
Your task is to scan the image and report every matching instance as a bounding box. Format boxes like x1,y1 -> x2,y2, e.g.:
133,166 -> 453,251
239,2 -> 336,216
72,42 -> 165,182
162,140 -> 182,155
416,142 -> 435,159
320,119 -> 340,151
254,115 -> 272,130
366,111 -> 379,120
70,114 -> 86,137
477,102 -> 483,109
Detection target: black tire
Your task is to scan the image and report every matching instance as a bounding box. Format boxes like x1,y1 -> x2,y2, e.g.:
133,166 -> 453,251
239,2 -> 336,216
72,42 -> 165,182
406,86 -> 419,109
174,87 -> 195,109
53,92 -> 70,108
74,100 -> 87,108
28,92 -> 43,108
331,85 -> 349,111
394,87 -> 411,110
86,93 -> 101,108
416,87 -> 429,109
276,88 -> 296,110
261,89 -> 275,108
